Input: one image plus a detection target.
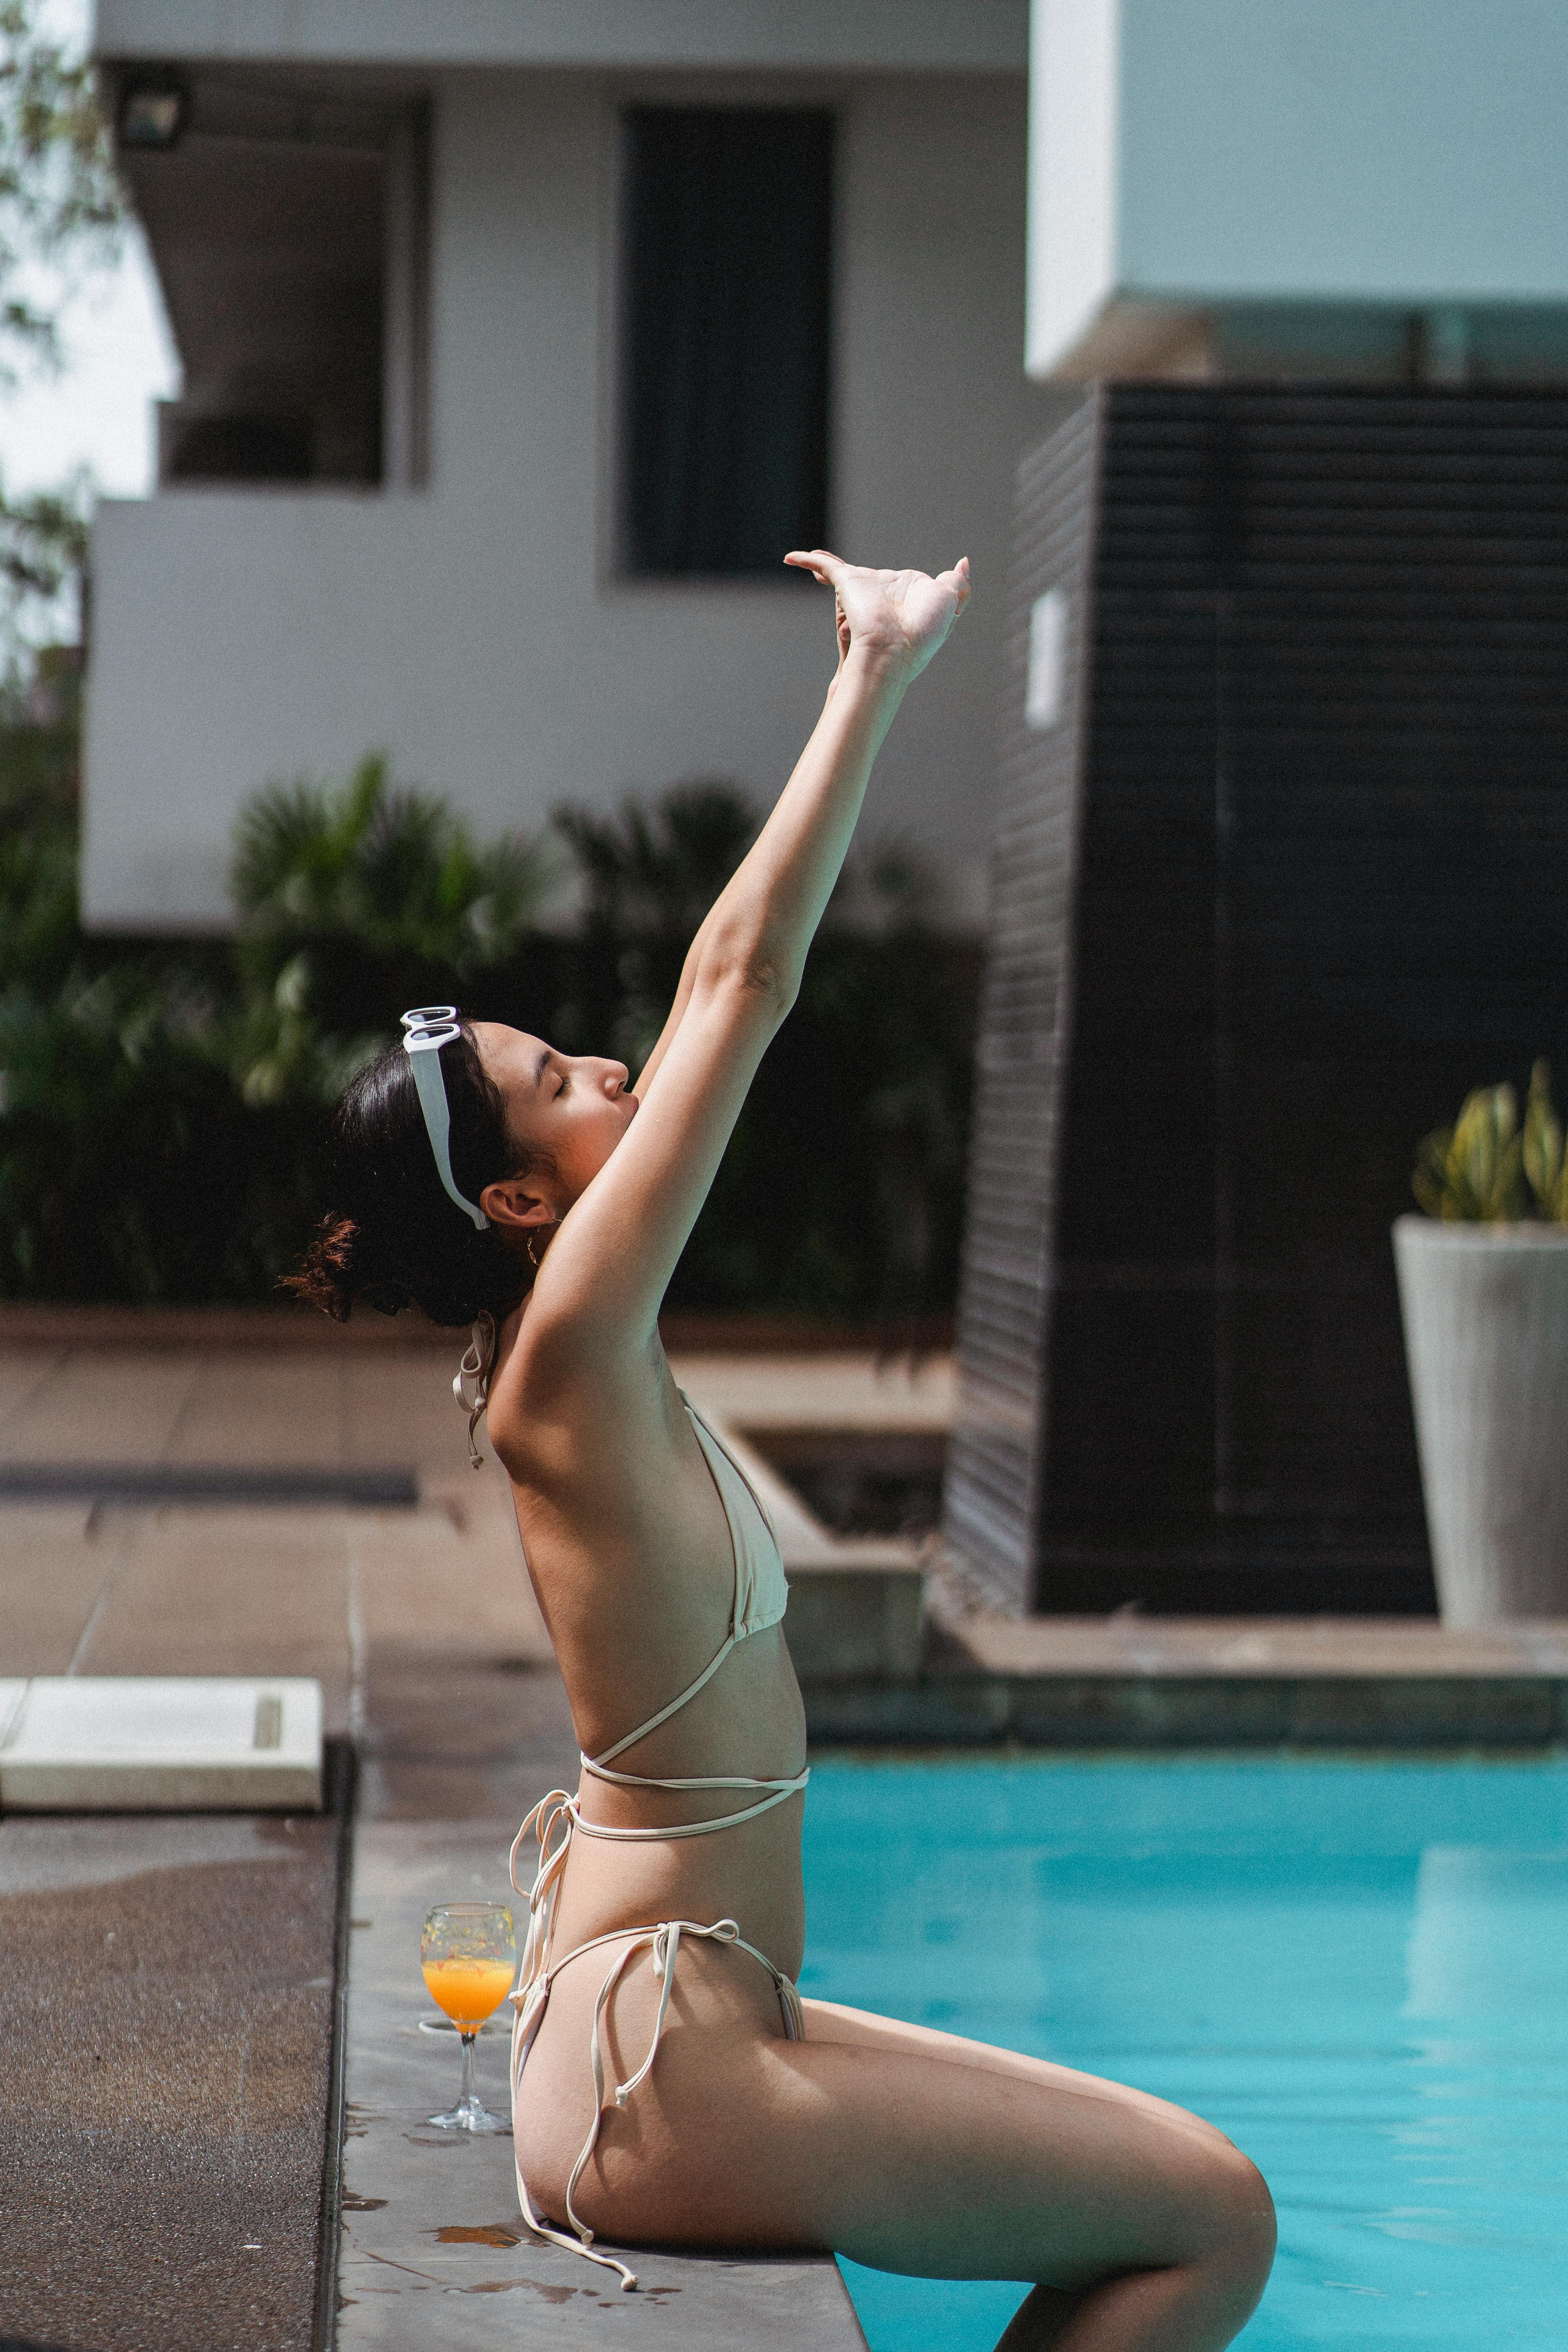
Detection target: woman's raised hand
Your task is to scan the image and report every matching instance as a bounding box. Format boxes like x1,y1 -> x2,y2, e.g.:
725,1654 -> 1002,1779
783,549 -> 971,681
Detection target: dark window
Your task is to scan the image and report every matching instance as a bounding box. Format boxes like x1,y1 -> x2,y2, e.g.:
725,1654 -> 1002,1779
621,107 -> 833,578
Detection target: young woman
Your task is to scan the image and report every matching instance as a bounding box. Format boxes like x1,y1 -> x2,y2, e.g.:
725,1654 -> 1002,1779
295,551 -> 1275,2350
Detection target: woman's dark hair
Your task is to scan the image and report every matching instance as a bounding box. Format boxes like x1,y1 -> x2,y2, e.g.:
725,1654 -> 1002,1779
287,1020 -> 544,1327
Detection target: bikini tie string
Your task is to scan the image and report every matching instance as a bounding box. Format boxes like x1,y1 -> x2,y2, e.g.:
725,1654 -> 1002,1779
453,1311 -> 496,1467
507,1799 -> 803,2298
509,1910 -> 767,2294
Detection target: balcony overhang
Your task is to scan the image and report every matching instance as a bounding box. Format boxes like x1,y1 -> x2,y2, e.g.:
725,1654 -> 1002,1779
1027,0 -> 1568,385
94,0 -> 1027,74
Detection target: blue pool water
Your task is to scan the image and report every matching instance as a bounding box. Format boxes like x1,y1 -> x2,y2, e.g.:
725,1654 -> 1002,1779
798,1754 -> 1568,2350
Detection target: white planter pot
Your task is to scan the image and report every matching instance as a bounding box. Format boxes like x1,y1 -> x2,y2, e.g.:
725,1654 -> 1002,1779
1393,1215 -> 1568,1625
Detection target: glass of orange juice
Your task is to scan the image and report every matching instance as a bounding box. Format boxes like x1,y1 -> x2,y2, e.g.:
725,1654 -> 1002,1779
422,1901 -> 516,2132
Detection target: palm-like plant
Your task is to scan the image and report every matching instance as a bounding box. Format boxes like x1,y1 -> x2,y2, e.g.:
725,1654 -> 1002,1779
228,753 -> 555,1104
232,751 -> 552,968
553,779 -> 755,946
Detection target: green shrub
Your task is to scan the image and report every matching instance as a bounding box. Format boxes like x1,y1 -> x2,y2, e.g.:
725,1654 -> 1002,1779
539,783 -> 974,1320
0,723 -> 980,1321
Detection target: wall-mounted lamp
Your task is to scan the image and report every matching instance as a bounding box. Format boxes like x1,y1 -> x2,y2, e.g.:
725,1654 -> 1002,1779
118,79 -> 189,152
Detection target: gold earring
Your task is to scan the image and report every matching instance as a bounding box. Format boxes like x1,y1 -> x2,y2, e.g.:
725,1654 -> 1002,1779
526,1231 -> 541,1268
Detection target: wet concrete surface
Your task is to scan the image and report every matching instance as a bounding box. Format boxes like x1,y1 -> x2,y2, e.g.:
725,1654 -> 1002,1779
0,1813 -> 341,2352
0,1635 -> 865,2349
357,1647 -> 578,1824
338,1820 -> 868,2350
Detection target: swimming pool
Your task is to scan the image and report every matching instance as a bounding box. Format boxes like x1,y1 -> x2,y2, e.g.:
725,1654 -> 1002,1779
799,1753 -> 1568,2349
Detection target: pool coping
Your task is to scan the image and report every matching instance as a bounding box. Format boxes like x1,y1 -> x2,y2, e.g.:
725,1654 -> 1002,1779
802,1613 -> 1568,1748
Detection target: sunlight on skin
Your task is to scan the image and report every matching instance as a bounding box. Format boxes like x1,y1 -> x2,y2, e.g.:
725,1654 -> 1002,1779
468,1024 -> 636,1233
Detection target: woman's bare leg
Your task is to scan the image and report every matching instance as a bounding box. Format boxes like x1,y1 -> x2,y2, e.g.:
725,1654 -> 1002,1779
802,2000 -> 1274,2352
517,1951 -> 1275,2352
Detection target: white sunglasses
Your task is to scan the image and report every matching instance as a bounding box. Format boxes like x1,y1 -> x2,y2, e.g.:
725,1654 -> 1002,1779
400,1007 -> 490,1230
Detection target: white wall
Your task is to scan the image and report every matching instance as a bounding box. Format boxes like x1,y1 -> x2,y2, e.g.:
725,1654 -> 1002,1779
1028,0 -> 1568,377
84,69 -> 1059,931
1025,0 -> 1118,381
96,0 -> 1026,72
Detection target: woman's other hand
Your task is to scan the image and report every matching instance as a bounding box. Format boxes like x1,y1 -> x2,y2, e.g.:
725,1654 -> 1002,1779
783,548 -> 971,682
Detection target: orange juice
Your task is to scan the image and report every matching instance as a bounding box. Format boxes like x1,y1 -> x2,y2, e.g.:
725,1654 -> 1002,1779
422,1956 -> 516,2031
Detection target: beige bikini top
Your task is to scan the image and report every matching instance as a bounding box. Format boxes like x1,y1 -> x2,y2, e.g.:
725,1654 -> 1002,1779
573,1392 -> 800,1828
457,1323 -> 805,1834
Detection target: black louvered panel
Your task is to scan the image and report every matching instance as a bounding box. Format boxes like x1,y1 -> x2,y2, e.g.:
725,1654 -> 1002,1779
942,398 -> 1103,1612
953,385 -> 1568,1615
1037,409 -> 1221,1588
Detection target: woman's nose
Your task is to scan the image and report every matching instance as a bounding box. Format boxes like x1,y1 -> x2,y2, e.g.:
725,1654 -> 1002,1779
603,1062 -> 629,1095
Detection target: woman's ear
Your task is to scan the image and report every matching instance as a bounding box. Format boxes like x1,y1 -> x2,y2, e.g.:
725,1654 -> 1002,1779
479,1174 -> 555,1231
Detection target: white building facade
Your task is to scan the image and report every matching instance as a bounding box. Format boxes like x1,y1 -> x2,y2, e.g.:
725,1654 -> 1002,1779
84,0 -> 1060,931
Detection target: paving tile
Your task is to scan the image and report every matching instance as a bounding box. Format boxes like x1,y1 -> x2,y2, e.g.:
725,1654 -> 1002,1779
1510,1622 -> 1568,1674
0,1343 -> 67,1434
356,1650 -> 579,1826
673,1350 -> 954,1433
164,1351 -> 350,1466
0,1676 -> 323,1810
73,1508 -> 353,1726
940,1606 -> 1568,1681
352,1481 -> 550,1664
0,1347 -> 202,1464
345,1348 -> 478,1475
0,1504 -> 122,1673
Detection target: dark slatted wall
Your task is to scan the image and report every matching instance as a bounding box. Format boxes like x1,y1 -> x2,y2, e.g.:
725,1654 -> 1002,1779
951,385 -> 1568,1615
944,398 -> 1103,1612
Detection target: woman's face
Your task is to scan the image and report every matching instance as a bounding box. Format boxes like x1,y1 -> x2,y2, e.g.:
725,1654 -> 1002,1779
469,1022 -> 637,1214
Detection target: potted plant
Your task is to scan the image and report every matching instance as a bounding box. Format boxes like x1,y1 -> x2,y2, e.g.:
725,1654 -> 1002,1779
1394,1063 -> 1568,1626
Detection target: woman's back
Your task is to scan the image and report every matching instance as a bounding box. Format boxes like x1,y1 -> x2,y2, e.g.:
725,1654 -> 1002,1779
489,1325 -> 810,1972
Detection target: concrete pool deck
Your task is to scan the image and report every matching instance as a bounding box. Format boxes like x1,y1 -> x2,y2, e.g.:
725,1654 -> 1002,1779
6,1313 -> 1568,2347
0,1317 -> 886,2350
0,1316 -> 947,1701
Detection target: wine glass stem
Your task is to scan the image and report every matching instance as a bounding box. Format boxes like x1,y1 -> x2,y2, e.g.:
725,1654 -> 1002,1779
459,2031 -> 479,2113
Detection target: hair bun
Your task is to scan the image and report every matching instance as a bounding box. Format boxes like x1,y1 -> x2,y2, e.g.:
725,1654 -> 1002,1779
283,1027 -> 534,1328
284,1214 -> 364,1323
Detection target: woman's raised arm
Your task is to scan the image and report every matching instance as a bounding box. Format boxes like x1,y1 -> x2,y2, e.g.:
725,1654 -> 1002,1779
529,551 -> 970,1352
632,551 -> 970,1100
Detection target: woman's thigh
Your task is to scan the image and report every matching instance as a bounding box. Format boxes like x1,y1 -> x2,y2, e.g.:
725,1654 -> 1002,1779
521,1952 -> 1268,2290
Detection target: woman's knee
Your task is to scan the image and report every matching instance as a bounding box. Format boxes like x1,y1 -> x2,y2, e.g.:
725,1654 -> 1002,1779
1196,2141 -> 1276,2299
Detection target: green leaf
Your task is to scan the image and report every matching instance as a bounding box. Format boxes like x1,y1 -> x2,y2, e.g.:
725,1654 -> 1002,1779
1523,1058 -> 1564,1214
